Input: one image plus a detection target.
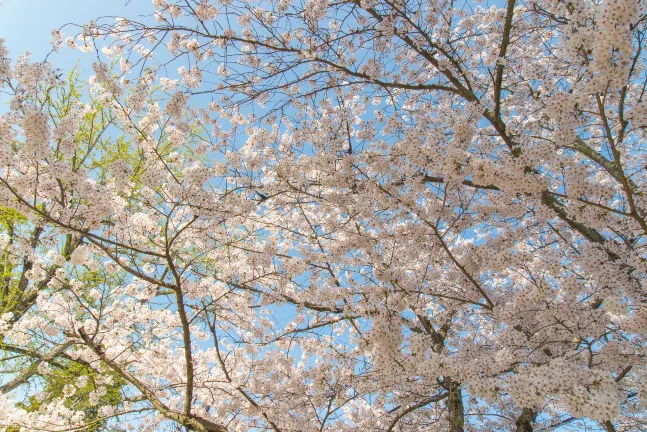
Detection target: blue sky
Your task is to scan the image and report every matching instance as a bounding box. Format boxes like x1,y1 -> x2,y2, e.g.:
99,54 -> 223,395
0,0 -> 150,70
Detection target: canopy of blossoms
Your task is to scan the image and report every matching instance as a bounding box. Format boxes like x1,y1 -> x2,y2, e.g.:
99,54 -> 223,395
0,0 -> 646,431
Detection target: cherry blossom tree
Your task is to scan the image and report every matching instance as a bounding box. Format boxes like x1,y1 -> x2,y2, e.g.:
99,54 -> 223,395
1,0 -> 647,431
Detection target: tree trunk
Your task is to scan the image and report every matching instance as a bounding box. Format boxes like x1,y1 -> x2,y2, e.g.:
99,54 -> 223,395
447,380 -> 464,432
515,408 -> 536,432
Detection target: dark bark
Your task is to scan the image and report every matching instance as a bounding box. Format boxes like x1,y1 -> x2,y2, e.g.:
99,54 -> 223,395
515,408 -> 536,432
447,380 -> 464,432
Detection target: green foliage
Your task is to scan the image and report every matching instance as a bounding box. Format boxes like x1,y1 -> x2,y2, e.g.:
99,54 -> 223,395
18,363 -> 125,432
0,206 -> 27,316
1,66 -> 134,430
0,207 -> 27,230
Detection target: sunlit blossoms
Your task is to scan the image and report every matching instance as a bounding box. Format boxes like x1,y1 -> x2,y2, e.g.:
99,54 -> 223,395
0,0 -> 647,431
